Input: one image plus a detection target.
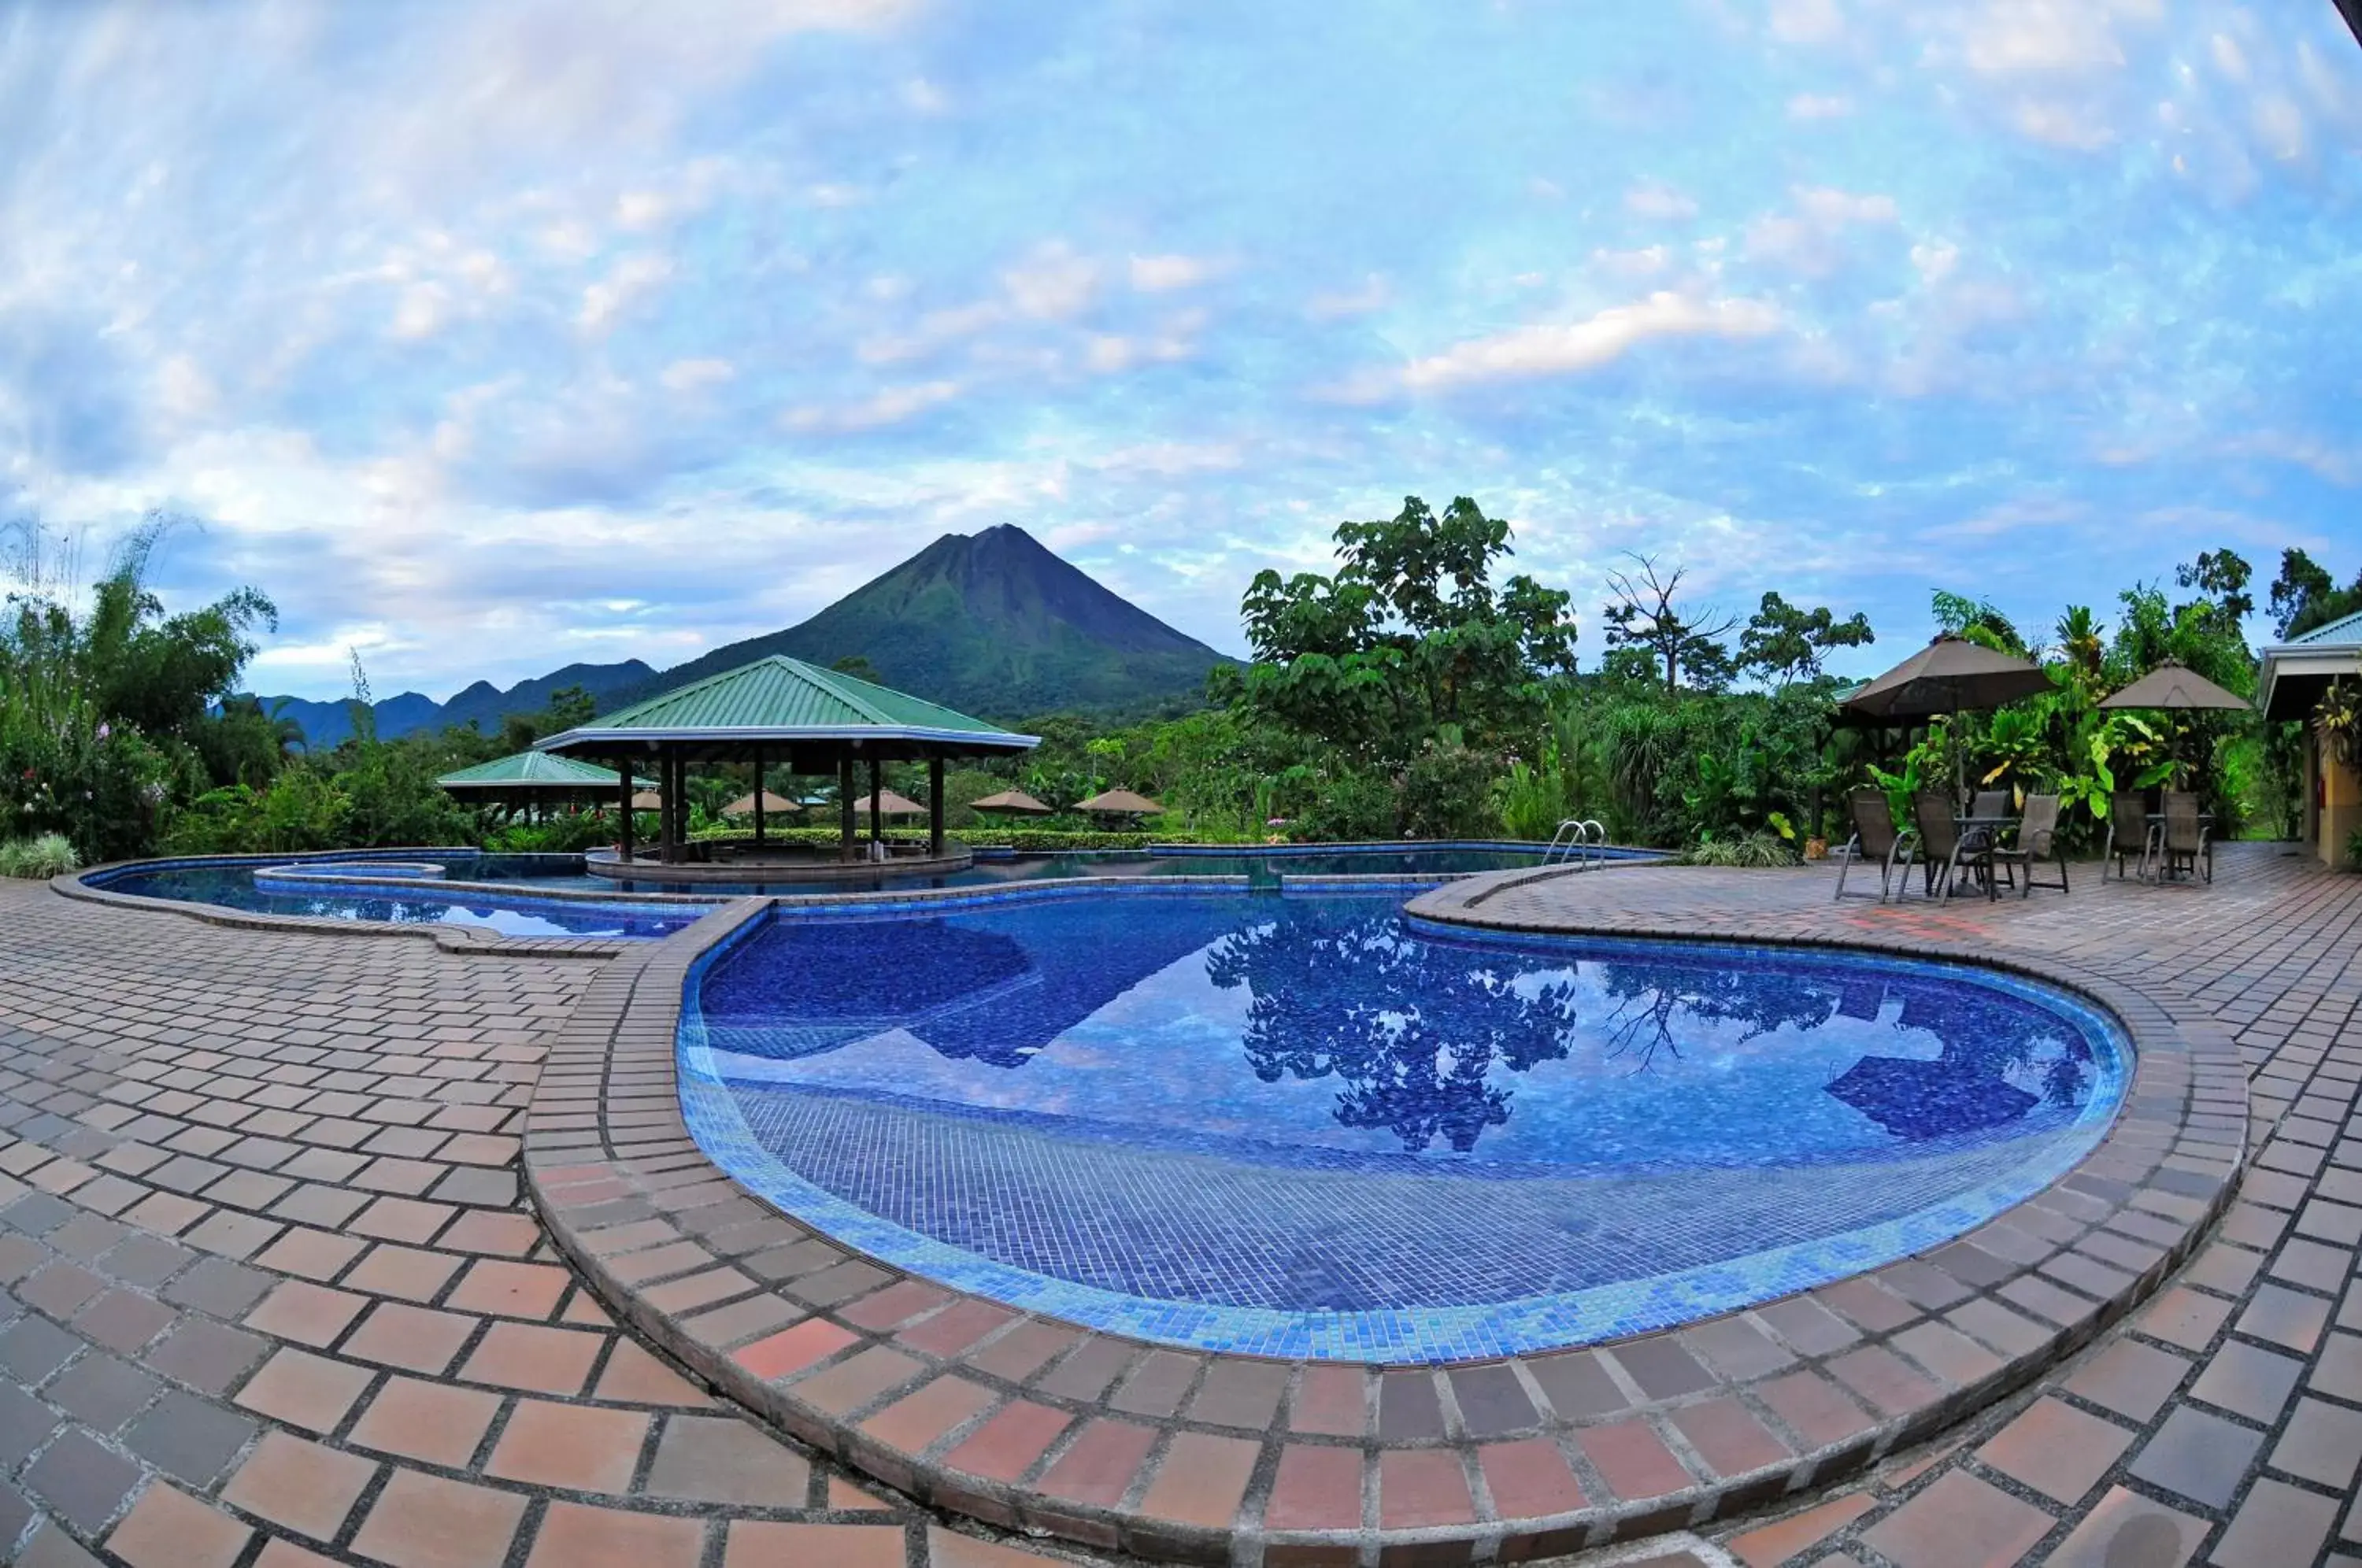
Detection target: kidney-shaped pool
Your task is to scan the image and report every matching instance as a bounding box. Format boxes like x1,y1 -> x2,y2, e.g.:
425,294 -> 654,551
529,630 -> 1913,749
679,889 -> 2128,1359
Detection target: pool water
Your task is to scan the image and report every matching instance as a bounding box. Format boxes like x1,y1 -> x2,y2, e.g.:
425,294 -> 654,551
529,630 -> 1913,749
680,890 -> 2130,1358
95,863 -> 710,940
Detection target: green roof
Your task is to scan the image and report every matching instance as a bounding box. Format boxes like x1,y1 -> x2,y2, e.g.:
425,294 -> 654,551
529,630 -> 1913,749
535,655 -> 1037,755
2290,607 -> 2362,648
437,752 -> 652,791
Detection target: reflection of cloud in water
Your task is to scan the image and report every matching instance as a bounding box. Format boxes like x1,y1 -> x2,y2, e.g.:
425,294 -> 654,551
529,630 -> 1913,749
705,896 -> 2105,1168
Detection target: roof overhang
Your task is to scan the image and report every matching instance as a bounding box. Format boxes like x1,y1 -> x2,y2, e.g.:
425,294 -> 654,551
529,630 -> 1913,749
2258,642 -> 2362,723
535,723 -> 1040,760
2339,0 -> 2362,50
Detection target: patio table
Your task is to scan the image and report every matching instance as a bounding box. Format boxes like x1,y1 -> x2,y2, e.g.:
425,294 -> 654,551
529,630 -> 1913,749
1949,815 -> 2017,899
2140,812 -> 2215,883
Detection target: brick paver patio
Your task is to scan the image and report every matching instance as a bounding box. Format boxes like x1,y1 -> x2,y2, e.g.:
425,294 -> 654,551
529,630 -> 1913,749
0,844 -> 2353,1566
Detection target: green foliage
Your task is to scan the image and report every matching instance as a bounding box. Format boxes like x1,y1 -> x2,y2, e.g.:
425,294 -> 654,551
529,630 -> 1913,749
1739,592 -> 1874,687
0,834 -> 80,878
1601,554 -> 1737,691
1237,495 -> 1574,762
1683,832 -> 1797,867
1398,744 -> 1501,839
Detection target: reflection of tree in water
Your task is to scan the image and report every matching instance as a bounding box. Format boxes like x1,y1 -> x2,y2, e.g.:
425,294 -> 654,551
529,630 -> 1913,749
1593,960 -> 1843,1073
1203,911 -> 1581,1153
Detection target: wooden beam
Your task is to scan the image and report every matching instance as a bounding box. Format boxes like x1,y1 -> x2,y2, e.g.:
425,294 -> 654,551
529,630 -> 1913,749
752,741 -> 766,849
929,755 -> 946,859
617,758 -> 634,865
839,753 -> 856,860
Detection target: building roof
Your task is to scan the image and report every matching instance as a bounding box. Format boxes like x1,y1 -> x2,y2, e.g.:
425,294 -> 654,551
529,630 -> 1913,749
2289,606 -> 2362,648
437,752 -> 650,791
2260,608 -> 2362,721
535,655 -> 1038,759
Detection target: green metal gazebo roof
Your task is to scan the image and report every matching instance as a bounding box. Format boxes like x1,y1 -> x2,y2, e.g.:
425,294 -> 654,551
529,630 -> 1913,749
437,752 -> 653,792
534,655 -> 1038,758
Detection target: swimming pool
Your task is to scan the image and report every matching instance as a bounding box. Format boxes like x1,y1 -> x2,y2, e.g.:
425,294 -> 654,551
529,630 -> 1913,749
92,857 -> 715,939
679,889 -> 2129,1359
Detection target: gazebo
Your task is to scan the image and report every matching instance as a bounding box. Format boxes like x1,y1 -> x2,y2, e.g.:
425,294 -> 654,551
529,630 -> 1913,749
535,655 -> 1038,877
436,752 -> 654,820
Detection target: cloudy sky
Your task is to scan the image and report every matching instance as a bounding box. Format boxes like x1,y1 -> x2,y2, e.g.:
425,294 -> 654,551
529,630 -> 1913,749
3,1 -> 2359,701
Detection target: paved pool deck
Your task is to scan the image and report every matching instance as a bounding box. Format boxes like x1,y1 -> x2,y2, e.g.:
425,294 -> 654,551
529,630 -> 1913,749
0,845 -> 2349,1566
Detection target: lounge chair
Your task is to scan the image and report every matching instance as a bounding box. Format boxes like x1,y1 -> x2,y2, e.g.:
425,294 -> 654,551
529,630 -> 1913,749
2103,791 -> 2152,880
1988,793 -> 2068,897
1833,789 -> 1918,902
1912,790 -> 1992,903
2159,791 -> 2211,883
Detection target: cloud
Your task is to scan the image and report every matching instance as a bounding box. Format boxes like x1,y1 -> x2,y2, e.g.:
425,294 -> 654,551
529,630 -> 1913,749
1786,93 -> 1853,120
1743,186 -> 1899,274
1390,293 -> 1782,394
1001,243 -> 1099,320
659,358 -> 736,392
784,380 -> 961,432
1128,253 -> 1224,292
579,253 -> 674,331
1624,183 -> 1700,222
1305,275 -> 1389,320
1768,0 -> 1845,45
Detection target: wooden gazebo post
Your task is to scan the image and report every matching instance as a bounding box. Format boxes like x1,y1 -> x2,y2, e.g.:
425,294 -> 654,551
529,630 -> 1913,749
868,758 -> 883,852
752,741 -> 766,849
839,754 -> 857,860
928,756 -> 946,858
616,761 -> 635,864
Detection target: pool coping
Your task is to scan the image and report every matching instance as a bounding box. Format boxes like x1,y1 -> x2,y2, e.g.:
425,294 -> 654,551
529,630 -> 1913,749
57,849 -> 675,959
519,871 -> 2245,1566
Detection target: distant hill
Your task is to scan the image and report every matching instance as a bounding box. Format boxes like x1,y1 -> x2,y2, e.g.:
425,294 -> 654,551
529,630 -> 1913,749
653,525 -> 1235,721
257,661 -> 653,749
254,526 -> 1234,741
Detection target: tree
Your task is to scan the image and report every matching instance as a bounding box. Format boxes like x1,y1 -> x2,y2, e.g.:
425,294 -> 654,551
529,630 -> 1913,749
2175,549 -> 2253,639
1738,592 -> 1875,687
830,653 -> 883,683
1931,590 -> 2028,656
1235,495 -> 1576,757
1601,554 -> 1737,692
2268,548 -> 2360,640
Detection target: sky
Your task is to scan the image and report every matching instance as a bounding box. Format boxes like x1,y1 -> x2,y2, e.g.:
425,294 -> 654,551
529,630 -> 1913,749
2,0 -> 2359,701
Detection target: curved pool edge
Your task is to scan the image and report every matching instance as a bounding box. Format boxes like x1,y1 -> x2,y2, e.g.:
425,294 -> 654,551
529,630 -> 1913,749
520,877 -> 2245,1567
57,849 -> 707,959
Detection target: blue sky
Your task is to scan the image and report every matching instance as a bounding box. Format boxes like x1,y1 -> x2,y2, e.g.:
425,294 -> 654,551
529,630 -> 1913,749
3,0 -> 2359,700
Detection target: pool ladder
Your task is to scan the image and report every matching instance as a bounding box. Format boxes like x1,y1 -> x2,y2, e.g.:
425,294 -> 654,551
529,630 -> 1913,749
1544,818 -> 1608,870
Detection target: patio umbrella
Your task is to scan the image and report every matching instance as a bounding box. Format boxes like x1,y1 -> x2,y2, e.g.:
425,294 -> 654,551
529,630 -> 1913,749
1824,1054 -> 2038,1140
1072,788 -> 1164,817
866,788 -> 928,818
722,790 -> 802,817
1838,635 -> 2051,721
968,789 -> 1055,817
629,790 -> 664,810
2097,659 -> 2251,712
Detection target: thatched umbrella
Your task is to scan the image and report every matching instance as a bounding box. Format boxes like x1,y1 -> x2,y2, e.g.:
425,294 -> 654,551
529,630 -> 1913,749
2097,659 -> 2251,712
868,788 -> 928,818
722,790 -> 802,817
968,789 -> 1054,817
1073,787 -> 1164,818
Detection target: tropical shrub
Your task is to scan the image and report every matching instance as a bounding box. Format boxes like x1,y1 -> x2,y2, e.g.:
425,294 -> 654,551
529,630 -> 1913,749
0,834 -> 80,878
1684,832 -> 1797,867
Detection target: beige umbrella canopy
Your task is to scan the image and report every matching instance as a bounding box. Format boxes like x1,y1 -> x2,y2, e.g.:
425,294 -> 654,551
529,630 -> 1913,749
629,790 -> 665,810
723,790 -> 802,817
968,788 -> 1054,817
864,788 -> 928,818
2098,660 -> 2251,712
1073,788 -> 1164,816
1839,634 -> 2052,721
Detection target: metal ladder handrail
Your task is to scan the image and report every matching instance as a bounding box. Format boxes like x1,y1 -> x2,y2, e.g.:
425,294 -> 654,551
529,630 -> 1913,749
1544,818 -> 1609,869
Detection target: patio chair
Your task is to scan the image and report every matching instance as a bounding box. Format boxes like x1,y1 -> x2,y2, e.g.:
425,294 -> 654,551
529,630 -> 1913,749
2103,791 -> 2152,880
1988,793 -> 2068,898
1832,789 -> 1918,902
1912,790 -> 1992,904
1970,790 -> 2015,886
2159,791 -> 2211,883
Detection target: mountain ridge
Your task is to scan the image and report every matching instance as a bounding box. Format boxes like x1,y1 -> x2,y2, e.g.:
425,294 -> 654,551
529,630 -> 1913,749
251,526 -> 1233,746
